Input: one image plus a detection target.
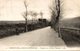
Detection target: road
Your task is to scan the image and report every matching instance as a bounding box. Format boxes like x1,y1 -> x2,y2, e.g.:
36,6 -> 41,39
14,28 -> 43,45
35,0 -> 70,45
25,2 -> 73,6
0,26 -> 66,49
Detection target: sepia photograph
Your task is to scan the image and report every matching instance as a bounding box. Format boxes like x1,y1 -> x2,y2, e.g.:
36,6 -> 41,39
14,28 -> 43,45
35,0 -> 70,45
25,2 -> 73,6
0,0 -> 80,50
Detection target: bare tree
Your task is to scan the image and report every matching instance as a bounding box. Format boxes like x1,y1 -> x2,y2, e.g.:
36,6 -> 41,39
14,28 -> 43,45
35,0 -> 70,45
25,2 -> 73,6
50,0 -> 60,28
22,0 -> 28,32
50,0 -> 65,38
55,0 -> 60,23
32,12 -> 38,21
40,12 -> 43,19
49,6 -> 57,28
29,11 -> 38,23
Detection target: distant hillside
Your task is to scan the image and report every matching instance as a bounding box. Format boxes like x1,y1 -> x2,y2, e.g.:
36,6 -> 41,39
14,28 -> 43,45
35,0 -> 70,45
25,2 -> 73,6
0,21 -> 25,25
60,17 -> 80,28
0,20 -> 38,25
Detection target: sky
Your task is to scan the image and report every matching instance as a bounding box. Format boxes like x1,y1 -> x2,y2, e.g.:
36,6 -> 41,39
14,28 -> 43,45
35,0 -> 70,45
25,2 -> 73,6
60,0 -> 80,20
0,0 -> 80,21
0,0 -> 52,21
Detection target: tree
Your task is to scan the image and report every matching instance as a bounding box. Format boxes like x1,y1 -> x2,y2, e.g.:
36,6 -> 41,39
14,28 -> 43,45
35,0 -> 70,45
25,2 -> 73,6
49,5 -> 57,28
55,0 -> 60,23
55,0 -> 63,37
50,0 -> 65,38
50,0 -> 60,28
40,12 -> 43,19
31,12 -> 38,21
29,11 -> 38,23
22,0 -> 28,32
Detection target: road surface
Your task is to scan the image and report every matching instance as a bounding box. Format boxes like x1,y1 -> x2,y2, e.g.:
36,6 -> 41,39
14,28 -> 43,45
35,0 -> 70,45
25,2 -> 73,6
0,26 -> 66,49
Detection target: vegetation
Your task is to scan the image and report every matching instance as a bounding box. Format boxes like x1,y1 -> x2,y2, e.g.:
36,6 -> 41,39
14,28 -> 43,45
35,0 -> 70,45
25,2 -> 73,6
0,19 -> 50,38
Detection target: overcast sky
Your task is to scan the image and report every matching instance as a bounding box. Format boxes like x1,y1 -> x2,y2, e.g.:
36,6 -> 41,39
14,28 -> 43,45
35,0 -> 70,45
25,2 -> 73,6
0,0 -> 80,21
60,0 -> 80,20
0,0 -> 52,21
